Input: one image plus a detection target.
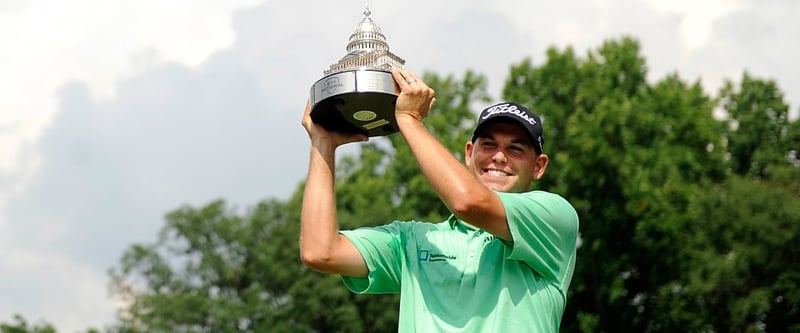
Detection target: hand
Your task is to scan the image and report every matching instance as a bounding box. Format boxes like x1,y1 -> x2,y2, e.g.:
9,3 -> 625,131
391,68 -> 436,122
301,99 -> 368,147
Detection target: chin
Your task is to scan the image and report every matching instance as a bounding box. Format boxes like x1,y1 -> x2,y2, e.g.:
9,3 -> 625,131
485,183 -> 510,192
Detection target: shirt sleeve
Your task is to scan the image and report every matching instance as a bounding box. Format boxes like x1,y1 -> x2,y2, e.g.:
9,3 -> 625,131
339,222 -> 404,294
496,191 -> 579,287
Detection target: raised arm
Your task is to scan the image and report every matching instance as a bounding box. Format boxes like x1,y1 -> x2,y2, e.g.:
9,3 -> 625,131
299,100 -> 369,277
391,69 -> 511,240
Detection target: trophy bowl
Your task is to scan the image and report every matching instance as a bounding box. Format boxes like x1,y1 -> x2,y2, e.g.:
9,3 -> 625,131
310,69 -> 399,136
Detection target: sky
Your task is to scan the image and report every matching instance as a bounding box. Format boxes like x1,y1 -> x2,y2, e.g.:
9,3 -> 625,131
1,0 -> 798,331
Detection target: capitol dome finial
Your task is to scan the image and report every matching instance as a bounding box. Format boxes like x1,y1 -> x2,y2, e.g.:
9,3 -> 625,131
363,3 -> 371,18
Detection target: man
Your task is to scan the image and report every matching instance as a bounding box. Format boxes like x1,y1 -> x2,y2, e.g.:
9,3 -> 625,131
300,68 -> 579,332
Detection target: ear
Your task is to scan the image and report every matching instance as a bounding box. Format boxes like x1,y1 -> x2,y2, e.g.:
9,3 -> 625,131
532,153 -> 549,180
464,140 -> 474,166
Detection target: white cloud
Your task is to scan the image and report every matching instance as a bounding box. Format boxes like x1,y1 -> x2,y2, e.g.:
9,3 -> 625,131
646,0 -> 743,50
0,0 -> 261,331
0,245 -> 114,331
0,0 -> 260,223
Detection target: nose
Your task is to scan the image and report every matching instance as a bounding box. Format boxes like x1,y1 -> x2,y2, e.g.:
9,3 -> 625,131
492,150 -> 507,163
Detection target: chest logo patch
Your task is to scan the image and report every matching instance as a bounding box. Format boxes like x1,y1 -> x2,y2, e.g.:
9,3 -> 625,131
418,250 -> 457,262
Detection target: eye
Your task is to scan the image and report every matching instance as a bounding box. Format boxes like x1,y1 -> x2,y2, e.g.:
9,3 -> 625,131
508,145 -> 525,154
481,141 -> 497,148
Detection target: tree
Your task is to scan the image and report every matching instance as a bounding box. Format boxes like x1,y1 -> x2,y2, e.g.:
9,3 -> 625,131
682,172 -> 800,332
503,36 -> 799,332
108,197 -> 400,333
672,73 -> 800,332
109,199 -> 305,332
720,72 -> 796,178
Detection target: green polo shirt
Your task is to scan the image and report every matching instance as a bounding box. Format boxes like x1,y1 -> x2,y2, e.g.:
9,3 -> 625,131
340,190 -> 579,332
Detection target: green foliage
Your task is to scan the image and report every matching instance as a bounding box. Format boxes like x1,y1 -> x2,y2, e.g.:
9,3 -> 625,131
502,36 -> 799,332
682,172 -> 800,332
1,315 -> 56,333
108,199 -> 386,332
109,199 -> 299,332
720,72 -> 795,178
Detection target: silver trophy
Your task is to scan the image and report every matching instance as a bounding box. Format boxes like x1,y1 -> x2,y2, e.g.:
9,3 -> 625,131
309,5 -> 405,136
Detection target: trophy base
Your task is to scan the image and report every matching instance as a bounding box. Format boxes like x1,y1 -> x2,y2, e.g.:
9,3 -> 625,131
310,70 -> 399,137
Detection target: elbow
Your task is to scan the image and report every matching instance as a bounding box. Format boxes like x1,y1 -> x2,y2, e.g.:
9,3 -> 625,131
449,191 -> 492,219
300,248 -> 333,272
447,181 -> 504,222
450,200 -> 477,217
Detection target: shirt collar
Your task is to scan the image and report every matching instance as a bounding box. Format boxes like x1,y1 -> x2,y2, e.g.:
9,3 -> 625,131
447,214 -> 478,232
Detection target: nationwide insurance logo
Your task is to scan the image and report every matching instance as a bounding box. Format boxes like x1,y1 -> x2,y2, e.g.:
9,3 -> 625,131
418,250 -> 456,263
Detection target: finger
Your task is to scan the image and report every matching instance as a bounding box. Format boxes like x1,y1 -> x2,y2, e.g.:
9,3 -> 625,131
391,68 -> 409,89
394,68 -> 426,88
401,69 -> 419,84
302,100 -> 314,126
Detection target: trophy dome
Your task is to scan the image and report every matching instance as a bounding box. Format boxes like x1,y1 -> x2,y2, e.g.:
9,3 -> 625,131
324,4 -> 405,75
346,6 -> 389,53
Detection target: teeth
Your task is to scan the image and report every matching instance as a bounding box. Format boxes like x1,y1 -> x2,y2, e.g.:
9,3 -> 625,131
487,170 -> 508,176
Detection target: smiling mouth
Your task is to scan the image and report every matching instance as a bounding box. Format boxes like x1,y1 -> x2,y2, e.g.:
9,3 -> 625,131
484,169 -> 511,176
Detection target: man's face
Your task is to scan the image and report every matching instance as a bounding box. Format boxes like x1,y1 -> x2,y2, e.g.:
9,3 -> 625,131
465,120 -> 548,193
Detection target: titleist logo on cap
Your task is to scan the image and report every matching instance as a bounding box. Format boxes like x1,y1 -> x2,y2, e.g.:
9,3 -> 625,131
482,103 -> 538,126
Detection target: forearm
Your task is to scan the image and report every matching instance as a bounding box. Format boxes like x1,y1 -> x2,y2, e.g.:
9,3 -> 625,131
396,115 -> 494,217
298,99 -> 369,276
300,140 -> 340,264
